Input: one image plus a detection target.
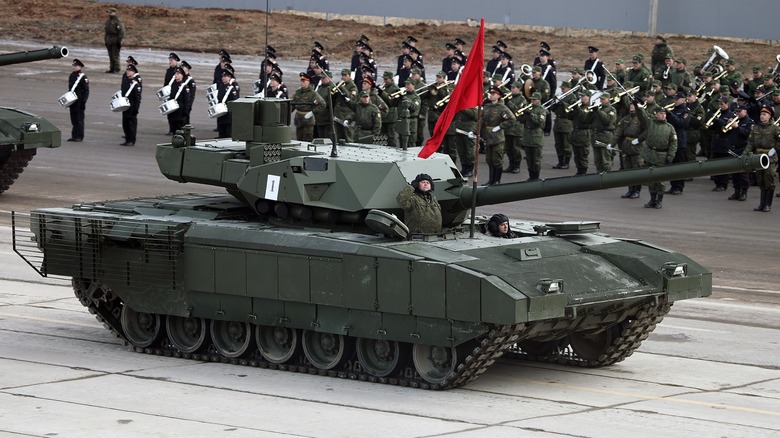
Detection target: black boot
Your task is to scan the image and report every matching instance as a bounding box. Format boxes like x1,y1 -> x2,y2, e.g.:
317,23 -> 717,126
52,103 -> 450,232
654,193 -> 664,209
737,188 -> 748,201
764,189 -> 774,212
526,170 -> 540,182
644,193 -> 657,208
728,189 -> 740,200
493,167 -> 503,185
629,185 -> 641,199
575,167 -> 587,176
484,166 -> 495,186
621,187 -> 634,198
461,164 -> 473,178
754,189 -> 767,211
552,155 -> 565,169
510,161 -> 521,173
561,156 -> 570,169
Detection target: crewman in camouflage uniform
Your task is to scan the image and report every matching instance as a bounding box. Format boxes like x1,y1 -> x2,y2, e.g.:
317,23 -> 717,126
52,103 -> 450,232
590,92 -> 617,173
613,101 -> 645,198
396,173 -> 442,235
378,71 -> 400,147
670,57 -> 693,91
502,81 -> 526,174
333,69 -> 358,142
571,93 -> 595,175
530,66 -> 551,103
291,72 -> 325,142
451,108 -> 478,176
638,106 -> 677,208
104,8 -> 125,73
722,60 -> 742,86
354,91 -> 382,143
398,79 -> 421,150
520,92 -> 547,181
425,71 -> 451,145
744,107 -> 779,212
744,66 -> 765,96
650,35 -> 674,75
481,87 -> 516,186
613,59 -> 627,84
550,80 -> 576,170
626,54 -> 652,93
313,71 -> 335,141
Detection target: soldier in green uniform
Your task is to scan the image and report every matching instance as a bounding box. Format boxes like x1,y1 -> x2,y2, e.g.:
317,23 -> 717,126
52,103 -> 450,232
313,71 -> 335,141
744,66 -> 764,96
590,92 -> 617,173
638,106 -> 677,208
655,54 -> 675,88
550,80 -> 575,170
744,107 -> 779,211
291,72 -> 325,142
398,79 -> 421,150
425,71 -> 451,147
626,54 -> 652,93
520,92 -> 547,181
613,59 -> 627,85
502,81 -> 527,174
670,57 -> 693,91
481,87 -> 516,186
396,173 -> 442,235
722,60 -> 742,87
361,77 -> 389,120
530,67 -> 551,102
354,91 -> 382,143
685,89 -> 705,161
410,68 -> 428,146
104,8 -> 125,74
334,69 -> 358,142
451,108 -> 478,176
613,101 -> 645,198
571,93 -> 595,175
378,71 -> 400,147
650,35 -> 674,75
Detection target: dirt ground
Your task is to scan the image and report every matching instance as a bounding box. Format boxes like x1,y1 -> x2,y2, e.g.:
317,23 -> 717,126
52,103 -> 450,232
1,0 -> 778,77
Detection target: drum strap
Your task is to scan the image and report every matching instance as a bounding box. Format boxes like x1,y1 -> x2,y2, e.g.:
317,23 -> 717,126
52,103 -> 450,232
124,81 -> 138,98
221,85 -> 234,103
70,73 -> 85,92
174,77 -> 192,100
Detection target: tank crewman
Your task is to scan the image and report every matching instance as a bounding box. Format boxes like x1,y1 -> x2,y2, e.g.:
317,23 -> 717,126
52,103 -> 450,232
179,60 -> 196,126
334,69 -> 358,143
215,69 -> 239,139
651,35 -> 674,75
664,92 -> 691,195
451,108 -> 478,177
425,72 -> 451,148
481,87 -> 516,186
685,88 -> 706,162
396,173 -> 442,235
584,46 -> 606,90
744,107 -> 779,211
398,79 -> 421,150
613,101 -> 645,198
520,92 -> 547,181
120,64 -> 142,146
167,67 -> 193,135
378,71 -> 400,147
590,92 -> 617,173
104,7 -> 125,73
550,80 -> 576,170
613,59 -> 627,84
638,106 -> 677,208
725,104 -> 754,201
291,72 -> 324,142
266,73 -> 289,99
571,93 -> 595,175
312,71 -> 334,141
486,213 -> 516,238
670,57 -> 693,91
626,54 -> 652,93
354,91 -> 382,143
502,80 -> 527,174
66,59 -> 89,142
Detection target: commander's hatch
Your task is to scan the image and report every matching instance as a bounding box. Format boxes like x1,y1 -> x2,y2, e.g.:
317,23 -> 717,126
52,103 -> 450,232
534,221 -> 600,235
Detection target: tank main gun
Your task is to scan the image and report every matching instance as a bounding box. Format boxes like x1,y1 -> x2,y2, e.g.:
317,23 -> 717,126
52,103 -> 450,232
0,46 -> 68,67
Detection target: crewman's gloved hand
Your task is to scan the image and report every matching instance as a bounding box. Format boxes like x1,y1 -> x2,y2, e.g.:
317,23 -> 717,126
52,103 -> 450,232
631,138 -> 640,145
491,126 -> 501,133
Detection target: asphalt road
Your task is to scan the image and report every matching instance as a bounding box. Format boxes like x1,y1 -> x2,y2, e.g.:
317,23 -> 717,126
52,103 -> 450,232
1,40 -> 778,437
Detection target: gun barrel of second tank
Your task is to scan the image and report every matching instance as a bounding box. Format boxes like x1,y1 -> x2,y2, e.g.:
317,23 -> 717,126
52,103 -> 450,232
453,154 -> 769,209
0,46 -> 69,67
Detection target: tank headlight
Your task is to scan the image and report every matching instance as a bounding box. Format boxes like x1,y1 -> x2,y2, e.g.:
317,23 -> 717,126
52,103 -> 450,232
662,262 -> 687,277
22,122 -> 39,132
537,278 -> 563,294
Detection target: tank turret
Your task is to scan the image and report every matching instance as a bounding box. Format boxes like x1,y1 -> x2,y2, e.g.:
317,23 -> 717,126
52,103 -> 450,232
0,46 -> 68,194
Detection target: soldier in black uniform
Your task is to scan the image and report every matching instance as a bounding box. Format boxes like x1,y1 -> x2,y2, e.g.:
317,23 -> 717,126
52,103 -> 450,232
66,59 -> 89,142
162,53 -> 179,135
180,60 -> 196,126
709,96 -> 737,192
584,46 -> 606,90
442,42 -> 456,76
121,56 -> 137,91
536,49 -> 557,135
120,64 -> 142,146
167,67 -> 193,135
665,92 -> 691,194
216,69 -> 240,139
454,37 -> 468,65
485,46 -> 503,77
266,73 -> 288,99
214,49 -> 229,86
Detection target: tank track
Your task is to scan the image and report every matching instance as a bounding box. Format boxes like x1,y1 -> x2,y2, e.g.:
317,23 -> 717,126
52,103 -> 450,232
0,149 -> 35,194
72,278 -> 526,390
504,301 -> 671,367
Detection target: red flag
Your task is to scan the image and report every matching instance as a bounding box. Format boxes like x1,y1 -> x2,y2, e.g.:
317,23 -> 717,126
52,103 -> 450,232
418,18 -> 485,159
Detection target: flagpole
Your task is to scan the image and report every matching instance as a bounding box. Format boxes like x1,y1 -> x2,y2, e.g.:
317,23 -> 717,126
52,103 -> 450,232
469,104 -> 483,238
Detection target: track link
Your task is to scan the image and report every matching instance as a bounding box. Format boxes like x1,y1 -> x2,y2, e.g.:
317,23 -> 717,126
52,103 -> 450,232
0,149 -> 35,194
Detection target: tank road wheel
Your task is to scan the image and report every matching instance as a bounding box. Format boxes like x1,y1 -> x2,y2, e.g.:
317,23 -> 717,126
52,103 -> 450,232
412,344 -> 458,385
256,326 -> 299,364
568,325 -> 622,363
302,330 -> 350,370
210,320 -> 253,358
120,305 -> 162,348
356,338 -> 409,377
166,316 -> 208,354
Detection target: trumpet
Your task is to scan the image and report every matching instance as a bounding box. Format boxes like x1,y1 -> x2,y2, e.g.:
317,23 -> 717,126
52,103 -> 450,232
704,109 -> 722,128
663,64 -> 671,80
722,115 -> 739,133
565,99 -> 584,113
612,85 -> 640,103
700,45 -> 729,76
663,102 -> 675,110
388,88 -> 408,99
417,80 -> 453,97
514,102 -> 533,117
434,94 -> 451,108
330,80 -> 346,96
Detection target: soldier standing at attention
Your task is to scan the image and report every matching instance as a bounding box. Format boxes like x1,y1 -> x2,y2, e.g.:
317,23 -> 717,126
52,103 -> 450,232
571,93 -> 595,175
520,92 -> 547,181
291,72 -> 324,142
638,106 -> 677,209
481,87 -> 516,186
502,80 -> 526,174
378,71 -> 400,147
665,92 -> 691,195
120,64 -> 142,146
216,69 -> 240,139
167,67 -> 193,135
104,8 -> 125,73
398,79 -> 421,150
650,35 -> 674,75
66,59 -> 89,142
550,80 -> 575,170
584,46 -> 606,90
744,107 -> 779,212
313,71 -> 334,141
180,60 -> 196,126
590,92 -> 617,173
613,101 -> 645,198
354,91 -> 382,143
396,174 -> 442,235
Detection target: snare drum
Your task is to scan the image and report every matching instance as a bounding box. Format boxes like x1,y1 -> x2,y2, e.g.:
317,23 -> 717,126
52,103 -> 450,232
110,96 -> 131,112
111,91 -> 123,101
58,91 -> 78,107
156,85 -> 171,101
207,102 -> 228,119
206,91 -> 218,106
159,100 -> 180,115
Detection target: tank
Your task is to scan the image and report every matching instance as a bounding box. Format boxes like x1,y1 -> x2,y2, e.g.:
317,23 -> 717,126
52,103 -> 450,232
0,46 -> 68,194
13,97 -> 768,389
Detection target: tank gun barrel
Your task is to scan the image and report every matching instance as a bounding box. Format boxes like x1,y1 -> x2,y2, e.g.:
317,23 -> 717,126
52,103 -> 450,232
0,46 -> 68,67
449,154 -> 768,209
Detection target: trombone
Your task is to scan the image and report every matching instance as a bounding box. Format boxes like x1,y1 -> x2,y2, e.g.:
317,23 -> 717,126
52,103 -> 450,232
513,102 -> 533,117
704,109 -> 722,128
722,114 -> 739,133
330,80 -> 346,96
417,80 -> 453,97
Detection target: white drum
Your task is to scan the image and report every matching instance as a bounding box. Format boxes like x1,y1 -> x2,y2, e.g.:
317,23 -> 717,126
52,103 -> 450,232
111,91 -> 123,101
58,91 -> 78,107
159,100 -> 180,115
206,91 -> 218,106
208,103 -> 228,119
110,96 -> 131,113
156,85 -> 171,101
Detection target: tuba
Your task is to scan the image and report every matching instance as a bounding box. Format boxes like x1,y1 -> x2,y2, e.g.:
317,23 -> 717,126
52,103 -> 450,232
771,54 -> 780,84
700,45 -> 729,77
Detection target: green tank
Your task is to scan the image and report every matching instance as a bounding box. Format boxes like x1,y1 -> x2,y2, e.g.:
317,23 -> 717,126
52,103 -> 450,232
13,97 -> 768,389
0,46 -> 68,194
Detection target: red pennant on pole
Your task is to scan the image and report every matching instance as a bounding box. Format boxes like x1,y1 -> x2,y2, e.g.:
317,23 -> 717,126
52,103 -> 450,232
418,18 -> 485,159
